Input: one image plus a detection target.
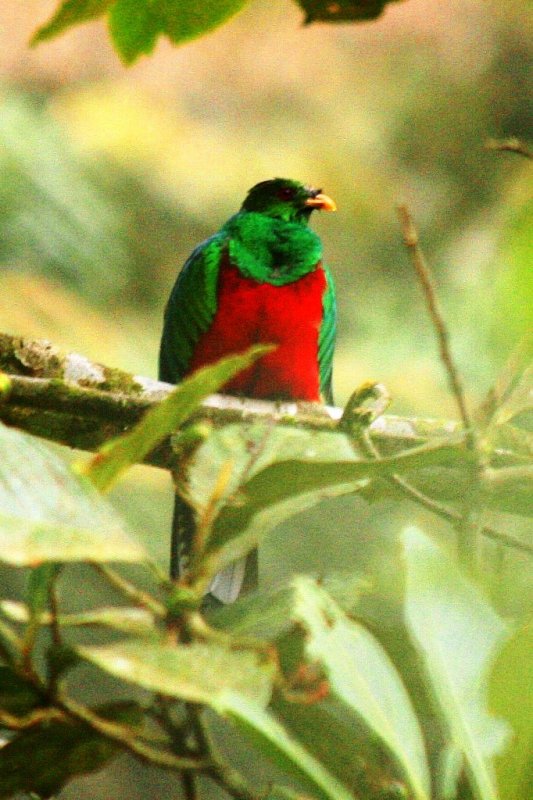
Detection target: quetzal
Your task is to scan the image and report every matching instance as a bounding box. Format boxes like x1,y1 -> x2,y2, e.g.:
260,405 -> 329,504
159,178 -> 336,603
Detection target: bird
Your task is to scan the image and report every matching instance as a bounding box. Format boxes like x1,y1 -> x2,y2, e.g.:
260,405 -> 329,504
159,177 -> 337,604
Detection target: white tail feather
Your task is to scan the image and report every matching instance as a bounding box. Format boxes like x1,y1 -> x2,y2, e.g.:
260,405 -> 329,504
208,559 -> 246,604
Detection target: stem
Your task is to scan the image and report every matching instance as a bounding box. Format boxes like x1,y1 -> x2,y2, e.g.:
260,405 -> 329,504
360,428 -> 533,554
0,707 -> 65,730
93,564 -> 166,617
187,703 -> 261,800
59,694 -> 209,772
396,205 -> 475,448
48,579 -> 62,649
397,205 -> 490,573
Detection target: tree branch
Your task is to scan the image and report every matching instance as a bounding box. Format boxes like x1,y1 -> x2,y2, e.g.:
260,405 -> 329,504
0,333 -> 467,465
0,333 -> 531,551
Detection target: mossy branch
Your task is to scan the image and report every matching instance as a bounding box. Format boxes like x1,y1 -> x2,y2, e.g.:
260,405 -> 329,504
0,332 -> 462,465
0,332 -> 531,555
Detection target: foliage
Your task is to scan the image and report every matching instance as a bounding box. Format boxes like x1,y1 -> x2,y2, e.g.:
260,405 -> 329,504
0,343 -> 531,799
32,0 -> 405,62
1,1 -> 531,798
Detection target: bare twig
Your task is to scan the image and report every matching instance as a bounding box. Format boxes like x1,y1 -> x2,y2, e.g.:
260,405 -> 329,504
397,205 -> 475,449
397,205 -> 486,573
359,429 -> 533,555
93,564 -> 166,617
485,137 -> 532,160
0,707 -> 65,730
59,694 -> 209,772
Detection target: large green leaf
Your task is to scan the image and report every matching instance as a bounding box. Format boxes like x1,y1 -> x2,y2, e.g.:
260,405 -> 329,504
402,527 -> 510,800
211,573 -> 368,641
80,346 -> 270,491
214,694 -> 355,800
32,0 -> 113,43
107,0 -> 162,61
489,622 -> 533,800
108,0 -> 250,63
288,577 -> 430,800
185,422 -> 365,581
0,423 -> 145,565
213,577 -> 429,797
196,427 -> 466,577
78,639 -> 275,708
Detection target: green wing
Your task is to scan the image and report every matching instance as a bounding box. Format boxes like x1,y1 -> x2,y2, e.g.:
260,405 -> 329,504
159,234 -> 225,383
318,264 -> 336,405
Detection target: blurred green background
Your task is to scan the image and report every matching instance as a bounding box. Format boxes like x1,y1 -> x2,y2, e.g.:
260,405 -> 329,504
0,1 -> 531,796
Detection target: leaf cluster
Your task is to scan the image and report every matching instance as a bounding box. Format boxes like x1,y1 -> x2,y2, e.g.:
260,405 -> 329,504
31,0 -> 405,63
0,343 -> 531,800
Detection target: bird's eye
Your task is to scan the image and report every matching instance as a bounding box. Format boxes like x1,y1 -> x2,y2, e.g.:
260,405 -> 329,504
277,187 -> 296,201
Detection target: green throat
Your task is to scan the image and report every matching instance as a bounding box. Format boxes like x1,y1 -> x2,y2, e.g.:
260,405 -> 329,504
222,211 -> 323,286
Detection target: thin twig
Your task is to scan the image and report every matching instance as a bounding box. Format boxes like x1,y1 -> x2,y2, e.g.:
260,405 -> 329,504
59,694 -> 209,772
188,703 -> 261,800
359,430 -> 533,554
397,205 -> 475,449
0,707 -> 65,730
93,564 -> 166,617
397,205 -> 489,573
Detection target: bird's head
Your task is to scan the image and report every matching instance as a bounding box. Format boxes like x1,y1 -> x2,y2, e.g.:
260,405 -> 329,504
241,178 -> 336,223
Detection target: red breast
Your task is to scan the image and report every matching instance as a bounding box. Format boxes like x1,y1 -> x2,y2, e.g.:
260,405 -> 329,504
186,258 -> 327,401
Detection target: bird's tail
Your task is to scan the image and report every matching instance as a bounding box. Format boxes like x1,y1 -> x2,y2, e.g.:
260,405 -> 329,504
171,495 -> 257,604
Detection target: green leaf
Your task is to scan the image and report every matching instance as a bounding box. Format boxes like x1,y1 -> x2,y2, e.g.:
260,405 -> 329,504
489,622 -> 533,800
213,577 -> 429,797
0,666 -> 43,716
290,577 -> 430,800
491,195 -> 533,352
298,0 -> 404,24
79,346 -> 270,491
109,0 -> 250,64
78,639 -> 275,708
32,0 -> 114,44
27,565 -> 57,620
0,701 -> 141,799
0,423 -> 145,565
23,564 -> 60,656
211,573 -> 368,641
107,0 -> 162,62
402,527 -> 510,800
186,423 -> 365,581
200,431 -> 467,576
476,333 -> 533,430
215,694 -> 354,800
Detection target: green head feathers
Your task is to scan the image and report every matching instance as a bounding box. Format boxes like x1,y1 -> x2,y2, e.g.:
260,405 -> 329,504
218,178 -> 336,285
241,178 -> 336,224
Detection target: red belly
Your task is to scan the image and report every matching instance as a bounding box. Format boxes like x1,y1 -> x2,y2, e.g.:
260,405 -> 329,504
186,262 -> 326,401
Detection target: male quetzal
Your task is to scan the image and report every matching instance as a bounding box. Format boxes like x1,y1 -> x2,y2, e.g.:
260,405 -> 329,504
159,178 -> 336,603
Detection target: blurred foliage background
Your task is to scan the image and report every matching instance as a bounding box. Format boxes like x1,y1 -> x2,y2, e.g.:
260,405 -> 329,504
0,2 -> 531,796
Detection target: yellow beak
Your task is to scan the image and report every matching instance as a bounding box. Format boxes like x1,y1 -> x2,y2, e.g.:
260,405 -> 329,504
304,193 -> 337,212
